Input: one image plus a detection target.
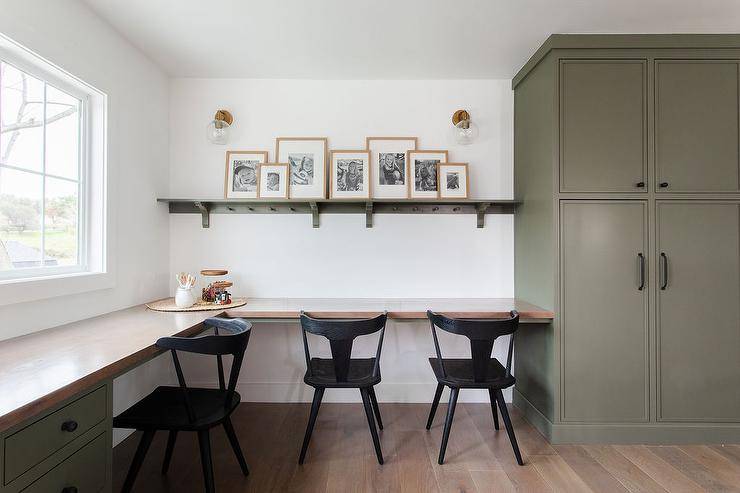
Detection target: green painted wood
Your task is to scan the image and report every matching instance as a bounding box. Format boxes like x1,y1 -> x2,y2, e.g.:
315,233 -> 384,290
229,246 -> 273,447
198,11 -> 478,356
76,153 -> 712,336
657,202 -> 740,421
513,34 -> 740,88
4,386 -> 107,484
560,201 -> 648,422
514,53 -> 557,422
21,433 -> 106,493
655,61 -> 740,192
560,60 -> 647,192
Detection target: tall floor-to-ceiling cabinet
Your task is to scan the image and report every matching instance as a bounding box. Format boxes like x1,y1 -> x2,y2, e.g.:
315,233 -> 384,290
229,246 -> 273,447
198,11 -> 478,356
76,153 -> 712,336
513,34 -> 740,443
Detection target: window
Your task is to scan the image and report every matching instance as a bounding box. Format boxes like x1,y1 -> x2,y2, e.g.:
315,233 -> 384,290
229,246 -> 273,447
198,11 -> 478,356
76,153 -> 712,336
0,34 -> 107,291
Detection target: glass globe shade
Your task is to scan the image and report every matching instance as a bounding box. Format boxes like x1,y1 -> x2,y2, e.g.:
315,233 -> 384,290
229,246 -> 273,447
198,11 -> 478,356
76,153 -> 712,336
452,119 -> 479,145
206,119 -> 231,145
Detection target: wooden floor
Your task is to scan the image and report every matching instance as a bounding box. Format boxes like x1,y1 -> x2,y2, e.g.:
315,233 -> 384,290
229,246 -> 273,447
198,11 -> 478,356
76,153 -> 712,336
113,403 -> 740,492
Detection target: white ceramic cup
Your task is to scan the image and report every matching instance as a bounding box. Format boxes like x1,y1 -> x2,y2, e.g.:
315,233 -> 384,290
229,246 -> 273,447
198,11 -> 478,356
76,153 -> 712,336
175,287 -> 195,308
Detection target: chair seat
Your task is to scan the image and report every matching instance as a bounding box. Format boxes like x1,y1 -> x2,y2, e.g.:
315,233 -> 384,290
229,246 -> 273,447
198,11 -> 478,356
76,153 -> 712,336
304,357 -> 380,388
428,357 -> 515,389
113,386 -> 240,431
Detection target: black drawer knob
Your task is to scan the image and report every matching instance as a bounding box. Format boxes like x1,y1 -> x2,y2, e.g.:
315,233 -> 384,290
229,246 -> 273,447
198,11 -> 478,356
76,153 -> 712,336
659,182 -> 669,188
62,487 -> 78,493
61,420 -> 78,432
636,182 -> 645,188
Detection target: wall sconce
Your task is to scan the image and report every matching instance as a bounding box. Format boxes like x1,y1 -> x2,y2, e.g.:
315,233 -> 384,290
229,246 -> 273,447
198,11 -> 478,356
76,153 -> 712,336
451,109 -> 479,145
206,110 -> 233,145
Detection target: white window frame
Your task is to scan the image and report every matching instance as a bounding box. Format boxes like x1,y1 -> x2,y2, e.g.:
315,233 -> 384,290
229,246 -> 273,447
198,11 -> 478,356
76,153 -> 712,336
0,33 -> 111,305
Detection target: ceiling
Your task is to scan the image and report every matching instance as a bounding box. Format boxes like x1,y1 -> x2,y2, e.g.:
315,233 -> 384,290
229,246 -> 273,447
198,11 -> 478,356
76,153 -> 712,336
82,0 -> 740,79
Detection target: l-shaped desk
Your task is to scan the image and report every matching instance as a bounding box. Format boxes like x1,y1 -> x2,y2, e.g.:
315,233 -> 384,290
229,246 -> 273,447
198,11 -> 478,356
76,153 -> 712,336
0,298 -> 552,492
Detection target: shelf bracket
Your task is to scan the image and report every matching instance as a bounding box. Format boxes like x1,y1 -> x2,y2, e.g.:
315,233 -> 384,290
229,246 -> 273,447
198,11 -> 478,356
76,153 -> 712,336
309,202 -> 319,228
193,201 -> 210,228
476,202 -> 491,229
365,201 -> 374,228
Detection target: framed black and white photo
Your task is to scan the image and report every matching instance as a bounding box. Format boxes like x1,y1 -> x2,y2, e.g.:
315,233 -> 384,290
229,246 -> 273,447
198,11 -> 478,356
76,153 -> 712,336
224,150 -> 268,198
275,137 -> 328,199
366,137 -> 417,199
408,150 -> 448,198
438,163 -> 469,199
330,150 -> 370,199
257,163 -> 289,199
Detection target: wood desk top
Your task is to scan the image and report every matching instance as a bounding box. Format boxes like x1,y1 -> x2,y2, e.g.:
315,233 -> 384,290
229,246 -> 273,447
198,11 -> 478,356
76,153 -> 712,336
0,298 -> 552,432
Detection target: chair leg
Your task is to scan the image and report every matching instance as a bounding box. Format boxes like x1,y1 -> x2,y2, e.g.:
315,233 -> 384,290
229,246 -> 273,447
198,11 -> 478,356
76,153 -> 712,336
495,390 -> 524,466
488,388 -> 500,430
223,417 -> 249,476
197,429 -> 216,493
438,387 -> 459,465
360,387 -> 384,464
368,386 -> 383,430
298,387 -> 325,465
426,383 -> 444,430
161,430 -> 178,475
121,429 -> 155,493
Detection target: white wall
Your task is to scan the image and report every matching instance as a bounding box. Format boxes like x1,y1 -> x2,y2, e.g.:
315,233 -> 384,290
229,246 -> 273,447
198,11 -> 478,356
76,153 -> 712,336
0,0 -> 171,443
168,79 -> 516,402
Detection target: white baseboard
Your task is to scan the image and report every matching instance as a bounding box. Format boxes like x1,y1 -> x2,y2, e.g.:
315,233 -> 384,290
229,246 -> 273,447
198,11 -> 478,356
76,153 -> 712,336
189,381 -> 513,404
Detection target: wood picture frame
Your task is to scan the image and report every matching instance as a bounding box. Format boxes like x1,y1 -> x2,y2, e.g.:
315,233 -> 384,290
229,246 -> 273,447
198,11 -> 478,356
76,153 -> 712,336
257,163 -> 289,199
438,163 -> 469,199
408,150 -> 448,198
330,150 -> 371,200
224,150 -> 268,198
275,137 -> 328,199
365,137 -> 417,199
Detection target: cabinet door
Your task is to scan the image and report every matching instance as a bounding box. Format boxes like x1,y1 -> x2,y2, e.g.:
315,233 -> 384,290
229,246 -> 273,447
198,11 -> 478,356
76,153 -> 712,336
657,202 -> 740,421
655,61 -> 740,192
561,201 -> 648,422
560,60 -> 647,192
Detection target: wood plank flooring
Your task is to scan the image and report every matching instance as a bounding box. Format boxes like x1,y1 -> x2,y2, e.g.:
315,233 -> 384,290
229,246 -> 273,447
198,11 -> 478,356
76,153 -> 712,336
113,403 -> 740,492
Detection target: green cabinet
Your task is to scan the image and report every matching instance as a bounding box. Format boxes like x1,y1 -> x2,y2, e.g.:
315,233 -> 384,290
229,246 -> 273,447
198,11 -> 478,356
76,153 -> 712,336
655,60 -> 740,192
657,202 -> 740,421
22,433 -> 106,492
514,34 -> 740,443
560,201 -> 648,422
560,60 -> 647,192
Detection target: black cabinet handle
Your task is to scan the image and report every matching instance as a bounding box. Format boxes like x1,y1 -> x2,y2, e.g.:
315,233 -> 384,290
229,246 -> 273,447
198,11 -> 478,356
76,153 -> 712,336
660,252 -> 668,290
637,253 -> 645,290
636,182 -> 645,188
61,420 -> 78,432
659,182 -> 669,188
62,487 -> 78,493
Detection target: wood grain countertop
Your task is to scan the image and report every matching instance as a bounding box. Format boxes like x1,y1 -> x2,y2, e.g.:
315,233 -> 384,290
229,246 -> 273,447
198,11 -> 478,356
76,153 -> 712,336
0,298 -> 552,432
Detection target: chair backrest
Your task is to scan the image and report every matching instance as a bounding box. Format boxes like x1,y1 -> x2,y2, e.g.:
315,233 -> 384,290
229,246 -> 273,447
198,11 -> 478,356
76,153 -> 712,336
427,310 -> 519,382
156,317 -> 252,420
300,312 -> 388,382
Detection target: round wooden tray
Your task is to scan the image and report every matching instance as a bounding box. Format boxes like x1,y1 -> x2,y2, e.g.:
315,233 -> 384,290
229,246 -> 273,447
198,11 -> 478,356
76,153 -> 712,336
146,297 -> 247,312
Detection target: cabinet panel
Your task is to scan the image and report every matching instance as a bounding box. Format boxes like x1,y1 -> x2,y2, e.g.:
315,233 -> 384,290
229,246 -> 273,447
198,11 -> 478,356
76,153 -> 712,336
657,202 -> 740,421
561,201 -> 648,422
21,433 -> 106,492
560,60 -> 647,192
655,61 -> 740,192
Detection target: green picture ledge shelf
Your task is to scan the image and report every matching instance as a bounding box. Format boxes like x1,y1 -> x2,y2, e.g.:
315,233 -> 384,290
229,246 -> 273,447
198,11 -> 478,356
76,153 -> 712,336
156,198 -> 519,229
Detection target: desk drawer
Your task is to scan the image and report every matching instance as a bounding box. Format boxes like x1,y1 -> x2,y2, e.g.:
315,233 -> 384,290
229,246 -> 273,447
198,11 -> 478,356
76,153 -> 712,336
21,433 -> 106,493
4,386 -> 107,484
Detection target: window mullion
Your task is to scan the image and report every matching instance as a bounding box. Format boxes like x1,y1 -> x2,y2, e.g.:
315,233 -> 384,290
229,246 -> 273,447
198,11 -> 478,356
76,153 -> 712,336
40,82 -> 46,267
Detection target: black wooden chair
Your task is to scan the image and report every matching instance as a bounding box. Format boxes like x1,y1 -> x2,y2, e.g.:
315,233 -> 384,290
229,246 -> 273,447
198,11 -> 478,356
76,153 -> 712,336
298,311 -> 388,465
113,317 -> 252,493
425,310 -> 523,466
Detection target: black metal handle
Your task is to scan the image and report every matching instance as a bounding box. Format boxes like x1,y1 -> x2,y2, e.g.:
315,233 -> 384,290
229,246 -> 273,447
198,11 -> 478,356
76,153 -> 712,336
637,253 -> 645,290
659,182 -> 669,188
660,252 -> 668,290
636,181 -> 645,188
62,487 -> 78,493
61,420 -> 78,432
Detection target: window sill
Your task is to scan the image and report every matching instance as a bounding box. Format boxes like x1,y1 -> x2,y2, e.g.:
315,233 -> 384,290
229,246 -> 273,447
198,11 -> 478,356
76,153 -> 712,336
0,271 -> 115,306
